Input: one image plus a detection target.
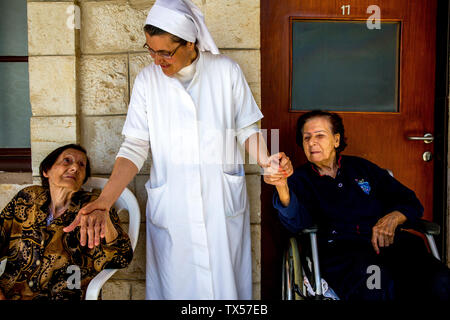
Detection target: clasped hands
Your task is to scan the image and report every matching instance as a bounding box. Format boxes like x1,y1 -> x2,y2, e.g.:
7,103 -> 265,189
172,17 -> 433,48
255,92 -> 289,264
261,152 -> 293,186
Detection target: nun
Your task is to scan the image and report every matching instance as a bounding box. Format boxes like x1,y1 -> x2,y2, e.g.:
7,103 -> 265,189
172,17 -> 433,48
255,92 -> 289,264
64,0 -> 293,299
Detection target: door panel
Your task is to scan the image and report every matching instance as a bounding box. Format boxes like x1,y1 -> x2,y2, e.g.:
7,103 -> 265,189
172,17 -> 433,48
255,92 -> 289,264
261,0 -> 437,299
291,20 -> 400,112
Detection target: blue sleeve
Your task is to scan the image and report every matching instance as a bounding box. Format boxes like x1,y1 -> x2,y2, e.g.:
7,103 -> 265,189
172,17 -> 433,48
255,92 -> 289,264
273,185 -> 313,234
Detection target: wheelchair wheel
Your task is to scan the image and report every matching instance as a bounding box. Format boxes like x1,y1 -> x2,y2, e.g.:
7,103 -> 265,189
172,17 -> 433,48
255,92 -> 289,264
281,237 -> 307,300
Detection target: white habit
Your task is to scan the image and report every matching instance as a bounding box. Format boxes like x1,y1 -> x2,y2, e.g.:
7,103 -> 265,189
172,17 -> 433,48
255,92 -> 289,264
121,50 -> 263,299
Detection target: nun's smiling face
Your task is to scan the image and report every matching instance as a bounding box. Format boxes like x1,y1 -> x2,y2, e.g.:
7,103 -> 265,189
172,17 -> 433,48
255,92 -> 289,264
144,32 -> 197,76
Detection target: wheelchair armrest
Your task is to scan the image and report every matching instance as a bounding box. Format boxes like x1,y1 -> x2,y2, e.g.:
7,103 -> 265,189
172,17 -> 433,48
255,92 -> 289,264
402,219 -> 440,236
297,220 -> 441,236
299,224 -> 319,234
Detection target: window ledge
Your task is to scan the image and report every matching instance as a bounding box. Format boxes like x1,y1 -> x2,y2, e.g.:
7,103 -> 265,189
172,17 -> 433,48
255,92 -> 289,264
0,172 -> 33,185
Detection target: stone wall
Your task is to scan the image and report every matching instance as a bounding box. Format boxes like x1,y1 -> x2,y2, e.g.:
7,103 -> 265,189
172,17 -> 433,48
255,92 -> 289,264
0,0 -> 262,300
3,0 -> 447,300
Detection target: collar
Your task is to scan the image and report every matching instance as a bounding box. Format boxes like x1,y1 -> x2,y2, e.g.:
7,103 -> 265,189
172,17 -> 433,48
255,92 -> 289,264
310,155 -> 342,177
174,50 -> 200,84
164,50 -> 204,91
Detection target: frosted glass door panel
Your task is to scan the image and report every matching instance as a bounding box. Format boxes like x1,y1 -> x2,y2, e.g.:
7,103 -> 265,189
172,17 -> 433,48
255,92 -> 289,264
291,21 -> 400,112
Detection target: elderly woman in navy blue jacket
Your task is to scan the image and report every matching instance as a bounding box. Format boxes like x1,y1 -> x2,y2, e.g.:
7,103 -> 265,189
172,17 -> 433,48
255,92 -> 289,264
270,110 -> 450,300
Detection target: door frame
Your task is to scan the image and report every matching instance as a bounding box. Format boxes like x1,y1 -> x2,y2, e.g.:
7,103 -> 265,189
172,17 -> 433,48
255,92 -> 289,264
433,0 -> 449,265
260,0 -> 450,299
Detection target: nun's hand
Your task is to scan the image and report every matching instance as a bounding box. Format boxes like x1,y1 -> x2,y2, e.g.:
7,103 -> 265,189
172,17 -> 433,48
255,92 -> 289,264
64,198 -> 111,248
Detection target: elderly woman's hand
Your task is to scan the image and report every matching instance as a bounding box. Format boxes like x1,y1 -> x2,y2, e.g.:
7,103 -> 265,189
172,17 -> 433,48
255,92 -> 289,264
64,197 -> 112,248
371,211 -> 407,254
264,175 -> 288,187
262,153 -> 292,207
262,152 -> 293,186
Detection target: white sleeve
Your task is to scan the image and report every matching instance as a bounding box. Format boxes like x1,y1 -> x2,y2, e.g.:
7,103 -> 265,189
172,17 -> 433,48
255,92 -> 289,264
122,71 -> 150,141
116,136 -> 149,172
236,123 -> 260,146
232,62 -> 264,130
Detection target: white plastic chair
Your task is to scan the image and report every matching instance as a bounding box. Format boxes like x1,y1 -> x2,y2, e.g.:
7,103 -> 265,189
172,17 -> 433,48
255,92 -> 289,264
82,177 -> 140,300
0,257 -> 5,276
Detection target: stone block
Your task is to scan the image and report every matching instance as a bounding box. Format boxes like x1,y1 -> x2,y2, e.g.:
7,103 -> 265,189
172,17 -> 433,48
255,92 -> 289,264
128,0 -> 203,11
246,174 -> 261,224
252,282 -> 261,300
28,2 -> 76,55
78,0 -> 201,11
80,54 -> 129,115
29,56 -> 77,116
129,53 -> 153,91
0,173 -> 33,185
0,184 -> 32,212
81,115 -> 126,174
131,280 -> 146,300
77,0 -> 154,5
30,116 -> 78,176
205,0 -> 260,49
220,49 -> 260,84
251,224 -> 261,284
77,0 -> 128,2
101,279 -> 131,300
80,1 -> 150,54
129,0 -> 155,10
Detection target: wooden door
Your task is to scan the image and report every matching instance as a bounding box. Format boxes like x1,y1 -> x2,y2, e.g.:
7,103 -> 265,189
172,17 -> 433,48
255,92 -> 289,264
261,0 -> 438,299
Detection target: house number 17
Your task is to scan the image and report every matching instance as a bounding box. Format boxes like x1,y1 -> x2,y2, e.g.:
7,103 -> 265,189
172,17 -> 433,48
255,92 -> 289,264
341,5 -> 350,15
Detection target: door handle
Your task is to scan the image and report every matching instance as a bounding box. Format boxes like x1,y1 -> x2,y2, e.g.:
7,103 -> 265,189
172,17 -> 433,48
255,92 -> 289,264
407,133 -> 434,144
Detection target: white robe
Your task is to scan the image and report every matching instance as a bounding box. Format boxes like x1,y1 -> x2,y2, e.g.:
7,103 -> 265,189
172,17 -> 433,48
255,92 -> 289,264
122,51 -> 263,299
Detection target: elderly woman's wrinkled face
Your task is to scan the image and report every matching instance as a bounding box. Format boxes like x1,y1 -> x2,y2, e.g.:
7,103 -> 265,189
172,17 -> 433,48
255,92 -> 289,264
43,148 -> 87,192
145,33 -> 196,77
302,117 -> 340,167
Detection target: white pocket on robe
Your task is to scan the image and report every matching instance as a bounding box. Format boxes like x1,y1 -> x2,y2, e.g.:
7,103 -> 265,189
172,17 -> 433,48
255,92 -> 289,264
145,180 -> 169,229
222,171 -> 247,217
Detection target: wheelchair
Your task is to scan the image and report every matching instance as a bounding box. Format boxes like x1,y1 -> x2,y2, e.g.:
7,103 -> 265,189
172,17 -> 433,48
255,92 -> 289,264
281,220 -> 441,300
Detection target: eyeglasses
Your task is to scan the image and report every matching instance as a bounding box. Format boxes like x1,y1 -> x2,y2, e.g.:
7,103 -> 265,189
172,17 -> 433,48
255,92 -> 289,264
143,43 -> 183,59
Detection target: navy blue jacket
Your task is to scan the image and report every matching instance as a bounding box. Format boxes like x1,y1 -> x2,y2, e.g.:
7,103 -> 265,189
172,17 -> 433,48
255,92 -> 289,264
273,155 -> 424,244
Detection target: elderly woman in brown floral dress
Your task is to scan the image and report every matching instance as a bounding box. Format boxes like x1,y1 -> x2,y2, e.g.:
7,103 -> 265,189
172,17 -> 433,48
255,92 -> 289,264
0,144 -> 133,300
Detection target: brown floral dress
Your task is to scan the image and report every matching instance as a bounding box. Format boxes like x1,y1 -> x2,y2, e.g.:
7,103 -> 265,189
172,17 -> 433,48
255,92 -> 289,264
0,185 -> 133,300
